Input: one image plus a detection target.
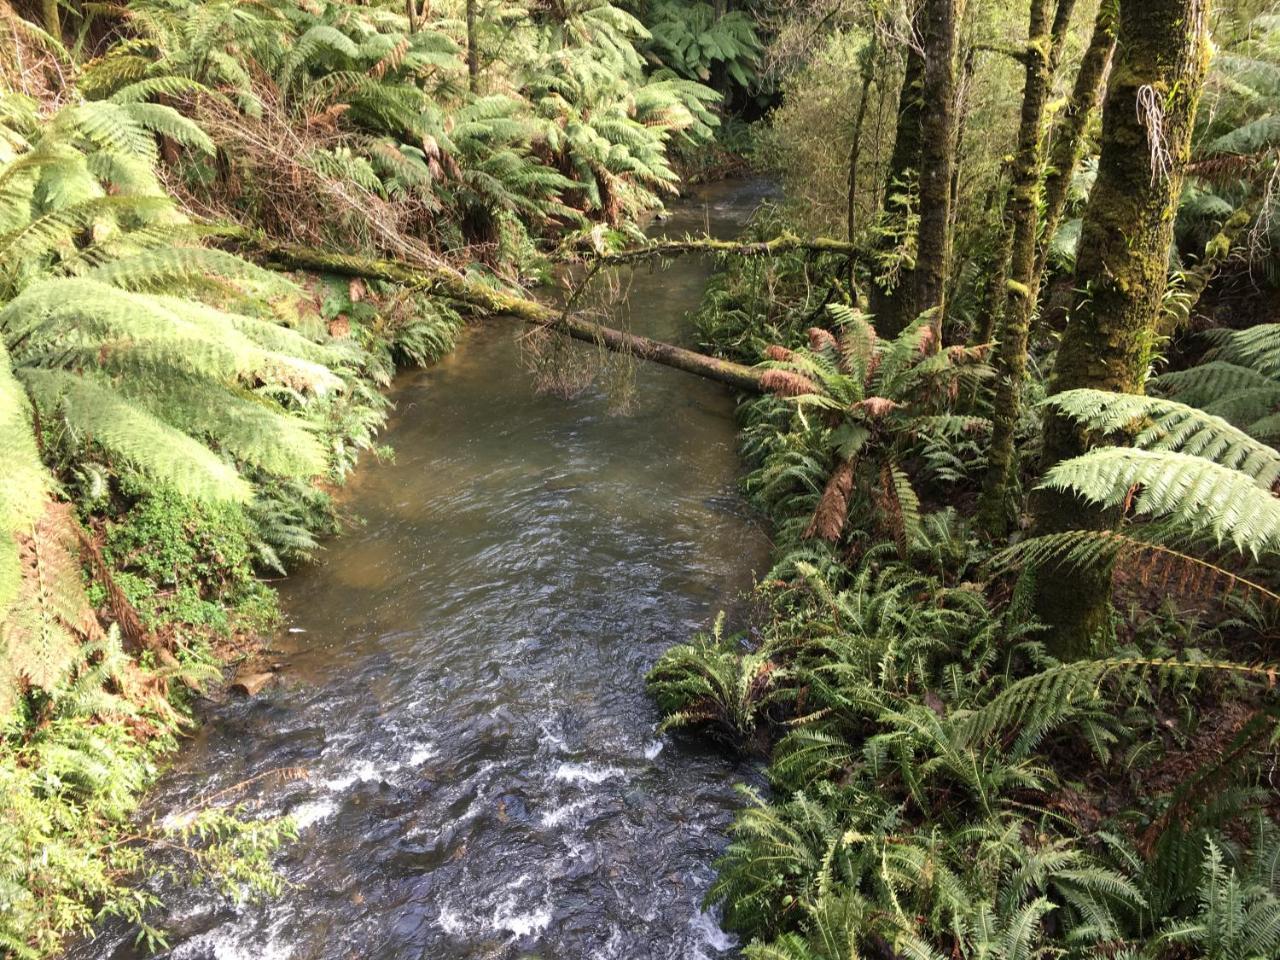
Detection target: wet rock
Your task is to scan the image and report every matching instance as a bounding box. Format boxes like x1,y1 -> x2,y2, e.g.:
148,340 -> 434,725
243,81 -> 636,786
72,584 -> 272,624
230,672 -> 275,696
496,793 -> 529,822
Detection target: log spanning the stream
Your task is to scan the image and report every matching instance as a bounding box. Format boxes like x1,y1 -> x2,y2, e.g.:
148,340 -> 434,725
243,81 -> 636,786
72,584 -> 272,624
575,233 -> 862,266
215,227 -> 769,393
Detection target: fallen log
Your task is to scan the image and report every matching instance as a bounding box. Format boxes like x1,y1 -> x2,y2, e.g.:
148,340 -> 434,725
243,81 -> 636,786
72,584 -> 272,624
212,227 -> 767,393
576,232 -> 861,266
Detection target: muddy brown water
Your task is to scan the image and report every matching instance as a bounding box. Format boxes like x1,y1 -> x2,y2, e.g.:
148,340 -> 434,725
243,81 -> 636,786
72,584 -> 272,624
70,179 -> 775,960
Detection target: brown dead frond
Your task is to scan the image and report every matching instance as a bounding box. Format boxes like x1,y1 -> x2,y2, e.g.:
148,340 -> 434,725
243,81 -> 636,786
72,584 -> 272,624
807,327 -> 837,352
853,396 -> 901,419
166,80 -> 448,268
804,457 -> 855,542
764,344 -> 794,362
761,369 -> 820,397
370,37 -> 411,78
872,461 -> 908,558
0,3 -> 73,104
1115,537 -> 1280,608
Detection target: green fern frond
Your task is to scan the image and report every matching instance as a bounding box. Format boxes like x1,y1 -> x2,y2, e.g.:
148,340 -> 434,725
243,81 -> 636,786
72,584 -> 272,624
1040,448 -> 1280,557
19,368 -> 252,504
964,657 -> 1280,747
1203,323 -> 1280,378
1045,389 -> 1280,485
992,529 -> 1280,606
0,342 -> 48,623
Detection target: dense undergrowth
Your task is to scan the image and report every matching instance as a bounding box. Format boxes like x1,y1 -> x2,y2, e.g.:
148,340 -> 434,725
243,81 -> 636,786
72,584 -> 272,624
648,212 -> 1280,956
640,7 -> 1280,952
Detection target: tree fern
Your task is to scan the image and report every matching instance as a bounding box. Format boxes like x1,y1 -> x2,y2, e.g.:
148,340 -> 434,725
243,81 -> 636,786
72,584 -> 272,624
0,341 -> 46,624
1041,448 -> 1280,558
1044,389 -> 1280,486
992,529 -> 1280,607
1155,361 -> 1280,426
19,369 -> 253,504
0,504 -> 99,716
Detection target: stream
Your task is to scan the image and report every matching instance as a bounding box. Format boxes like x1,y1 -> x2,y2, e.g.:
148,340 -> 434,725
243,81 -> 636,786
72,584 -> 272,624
71,178 -> 774,960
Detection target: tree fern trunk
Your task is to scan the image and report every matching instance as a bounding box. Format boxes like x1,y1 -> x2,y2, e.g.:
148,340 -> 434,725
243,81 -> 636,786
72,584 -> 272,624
978,0 -> 1075,535
1032,0 -> 1119,291
1029,0 -> 1212,659
912,0 -> 959,341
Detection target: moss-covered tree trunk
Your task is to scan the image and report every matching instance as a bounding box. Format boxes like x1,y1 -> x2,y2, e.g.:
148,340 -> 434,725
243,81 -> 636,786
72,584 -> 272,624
977,0 -> 1075,535
912,0 -> 959,338
1032,0 -> 1119,290
41,0 -> 61,38
1029,0 -> 1212,659
846,33 -> 879,299
868,13 -> 925,337
466,0 -> 480,93
946,44 -> 977,307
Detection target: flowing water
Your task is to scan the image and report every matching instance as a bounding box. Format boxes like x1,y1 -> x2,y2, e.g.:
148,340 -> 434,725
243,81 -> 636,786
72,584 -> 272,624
73,179 -> 774,960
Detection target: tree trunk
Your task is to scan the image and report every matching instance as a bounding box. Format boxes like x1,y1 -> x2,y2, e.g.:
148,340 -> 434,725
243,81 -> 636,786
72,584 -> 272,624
868,13 -> 925,338
978,0 -> 1075,535
466,0 -> 479,93
1029,0 -> 1212,659
847,34 -> 878,299
1032,1 -> 1119,290
912,0 -> 959,339
946,43 -> 976,307
972,186 -> 1012,346
41,0 -> 60,37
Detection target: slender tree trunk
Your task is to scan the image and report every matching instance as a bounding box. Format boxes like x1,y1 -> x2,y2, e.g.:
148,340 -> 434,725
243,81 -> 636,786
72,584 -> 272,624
973,186 -> 1012,346
912,0 -> 959,339
868,14 -> 925,337
41,0 -> 60,37
945,43 -> 976,307
847,34 -> 879,298
1029,0 -> 1212,658
466,0 -> 479,93
1032,0 -> 1119,291
978,0 -> 1075,534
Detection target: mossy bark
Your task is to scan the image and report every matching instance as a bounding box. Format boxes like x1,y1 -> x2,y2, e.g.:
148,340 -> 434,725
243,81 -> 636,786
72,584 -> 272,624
868,17 -> 925,338
978,0 -> 1072,535
466,0 -> 479,93
1029,0 -> 1212,659
912,0 -> 959,339
41,0 -> 61,37
1032,1 -> 1119,290
946,44 -> 977,307
847,35 -> 879,298
585,233 -> 862,265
